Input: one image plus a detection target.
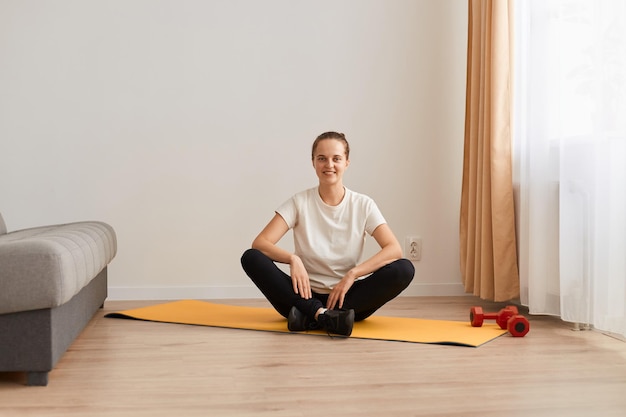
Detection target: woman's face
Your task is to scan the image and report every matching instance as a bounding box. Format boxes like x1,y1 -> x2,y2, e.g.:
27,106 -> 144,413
312,139 -> 350,186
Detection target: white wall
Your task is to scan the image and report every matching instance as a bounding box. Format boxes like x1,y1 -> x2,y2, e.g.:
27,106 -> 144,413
0,0 -> 468,300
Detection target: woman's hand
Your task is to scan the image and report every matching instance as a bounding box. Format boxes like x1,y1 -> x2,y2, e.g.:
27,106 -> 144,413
289,255 -> 312,299
327,272 -> 356,310
325,224 -> 403,310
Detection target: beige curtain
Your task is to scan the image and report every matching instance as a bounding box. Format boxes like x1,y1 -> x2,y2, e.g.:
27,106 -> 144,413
460,0 -> 519,302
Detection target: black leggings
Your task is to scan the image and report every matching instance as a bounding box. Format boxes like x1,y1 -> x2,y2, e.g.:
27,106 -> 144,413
240,248 -> 415,322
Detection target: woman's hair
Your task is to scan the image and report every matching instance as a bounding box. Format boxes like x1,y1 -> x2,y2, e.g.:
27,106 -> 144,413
311,131 -> 350,160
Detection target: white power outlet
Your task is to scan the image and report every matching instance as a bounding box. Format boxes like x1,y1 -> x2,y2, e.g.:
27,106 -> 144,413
406,236 -> 422,261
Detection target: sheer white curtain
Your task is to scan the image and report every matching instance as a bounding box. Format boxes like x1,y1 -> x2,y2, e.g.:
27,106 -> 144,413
514,0 -> 626,338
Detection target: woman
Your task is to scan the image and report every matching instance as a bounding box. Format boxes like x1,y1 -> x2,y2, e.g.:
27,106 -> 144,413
241,131 -> 415,336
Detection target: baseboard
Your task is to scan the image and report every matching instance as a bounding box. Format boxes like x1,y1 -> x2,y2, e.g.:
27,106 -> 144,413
400,282 -> 469,297
107,282 -> 468,301
107,285 -> 265,301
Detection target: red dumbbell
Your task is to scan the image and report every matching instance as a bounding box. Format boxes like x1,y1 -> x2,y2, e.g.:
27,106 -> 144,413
470,305 -> 518,328
470,305 -> 530,337
506,315 -> 531,337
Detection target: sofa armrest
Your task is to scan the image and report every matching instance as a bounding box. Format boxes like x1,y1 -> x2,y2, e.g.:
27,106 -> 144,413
0,212 -> 6,235
0,221 -> 116,315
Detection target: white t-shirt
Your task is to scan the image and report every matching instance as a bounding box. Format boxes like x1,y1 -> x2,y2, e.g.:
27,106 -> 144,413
276,187 -> 386,294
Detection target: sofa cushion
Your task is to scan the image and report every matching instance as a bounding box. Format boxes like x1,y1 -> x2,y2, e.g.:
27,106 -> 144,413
0,221 -> 117,315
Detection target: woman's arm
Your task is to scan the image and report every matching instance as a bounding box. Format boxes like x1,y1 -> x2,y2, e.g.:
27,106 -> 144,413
251,213 -> 312,299
350,223 -> 403,278
326,223 -> 403,309
251,213 -> 292,263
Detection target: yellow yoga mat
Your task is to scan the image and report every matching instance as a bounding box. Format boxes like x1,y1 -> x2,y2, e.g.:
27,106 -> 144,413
105,300 -> 507,347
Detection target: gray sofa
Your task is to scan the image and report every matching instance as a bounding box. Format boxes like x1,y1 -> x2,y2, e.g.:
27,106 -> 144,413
0,212 -> 117,385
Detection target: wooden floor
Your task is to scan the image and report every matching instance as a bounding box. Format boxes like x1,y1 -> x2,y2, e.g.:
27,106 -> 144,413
1,296 -> 626,417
